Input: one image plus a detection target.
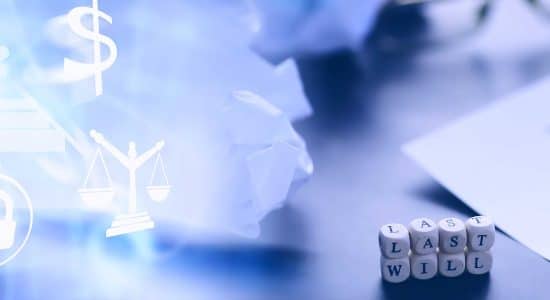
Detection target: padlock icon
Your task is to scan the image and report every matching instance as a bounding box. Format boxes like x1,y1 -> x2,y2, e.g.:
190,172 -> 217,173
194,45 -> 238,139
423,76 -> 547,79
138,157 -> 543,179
0,190 -> 16,250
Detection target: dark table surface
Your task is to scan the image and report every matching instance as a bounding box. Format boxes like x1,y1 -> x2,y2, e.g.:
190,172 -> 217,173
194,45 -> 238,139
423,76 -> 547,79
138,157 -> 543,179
3,1 -> 550,299
284,1 -> 550,298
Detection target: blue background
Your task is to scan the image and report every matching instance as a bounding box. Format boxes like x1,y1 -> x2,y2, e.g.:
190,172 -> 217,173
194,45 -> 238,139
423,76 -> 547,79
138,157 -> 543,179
1,0 -> 550,299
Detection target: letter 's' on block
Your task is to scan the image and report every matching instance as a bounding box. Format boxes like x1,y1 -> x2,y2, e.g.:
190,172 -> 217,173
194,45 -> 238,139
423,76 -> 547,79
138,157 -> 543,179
438,217 -> 467,254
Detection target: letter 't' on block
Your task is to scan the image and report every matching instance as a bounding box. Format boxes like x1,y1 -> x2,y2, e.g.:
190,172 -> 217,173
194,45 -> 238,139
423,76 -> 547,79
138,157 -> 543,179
410,253 -> 438,280
380,256 -> 410,283
466,250 -> 493,275
438,252 -> 465,277
466,216 -> 495,252
409,217 -> 438,255
438,217 -> 467,254
379,223 -> 410,259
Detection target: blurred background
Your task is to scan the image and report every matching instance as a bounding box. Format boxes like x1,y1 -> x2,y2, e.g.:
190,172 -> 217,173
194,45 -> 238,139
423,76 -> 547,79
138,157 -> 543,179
0,0 -> 550,299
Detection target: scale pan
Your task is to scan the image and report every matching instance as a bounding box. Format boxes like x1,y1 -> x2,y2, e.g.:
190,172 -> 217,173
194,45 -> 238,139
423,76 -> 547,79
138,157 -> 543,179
78,187 -> 115,209
146,185 -> 171,202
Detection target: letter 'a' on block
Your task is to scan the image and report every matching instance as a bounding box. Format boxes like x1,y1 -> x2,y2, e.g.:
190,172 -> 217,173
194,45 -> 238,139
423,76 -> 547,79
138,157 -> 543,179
410,253 -> 438,280
409,217 -> 438,255
438,252 -> 465,278
380,256 -> 410,283
467,250 -> 493,275
438,217 -> 467,254
466,216 -> 495,252
379,223 -> 410,259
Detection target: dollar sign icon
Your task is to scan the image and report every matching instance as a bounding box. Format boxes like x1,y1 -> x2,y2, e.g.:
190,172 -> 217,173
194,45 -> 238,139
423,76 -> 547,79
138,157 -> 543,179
64,0 -> 117,96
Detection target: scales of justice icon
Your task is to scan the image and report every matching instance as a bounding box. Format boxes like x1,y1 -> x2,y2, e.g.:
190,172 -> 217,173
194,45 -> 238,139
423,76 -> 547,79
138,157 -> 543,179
79,130 -> 170,237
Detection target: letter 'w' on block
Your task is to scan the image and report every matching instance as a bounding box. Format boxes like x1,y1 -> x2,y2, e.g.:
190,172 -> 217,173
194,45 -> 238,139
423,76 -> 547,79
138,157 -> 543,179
409,217 -> 438,255
379,223 -> 410,259
380,256 -> 410,283
466,216 -> 495,252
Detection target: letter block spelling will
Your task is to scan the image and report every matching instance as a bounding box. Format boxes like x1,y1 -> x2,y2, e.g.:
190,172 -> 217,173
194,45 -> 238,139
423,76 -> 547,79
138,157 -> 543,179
379,224 -> 410,259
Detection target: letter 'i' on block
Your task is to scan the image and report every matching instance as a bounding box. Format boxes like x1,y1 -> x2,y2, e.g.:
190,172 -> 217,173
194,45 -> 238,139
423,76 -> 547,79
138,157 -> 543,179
438,252 -> 465,277
466,216 -> 495,252
380,256 -> 410,283
466,250 -> 493,275
379,224 -> 410,259
409,217 -> 438,255
410,253 -> 438,280
438,217 -> 467,254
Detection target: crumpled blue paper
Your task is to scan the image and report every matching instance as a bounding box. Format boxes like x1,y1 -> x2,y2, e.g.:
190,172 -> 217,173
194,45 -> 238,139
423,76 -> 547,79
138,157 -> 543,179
249,0 -> 386,64
180,90 -> 313,237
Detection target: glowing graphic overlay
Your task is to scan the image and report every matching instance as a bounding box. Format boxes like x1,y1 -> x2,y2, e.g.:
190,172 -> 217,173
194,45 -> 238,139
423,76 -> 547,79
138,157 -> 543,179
0,97 -> 66,152
64,0 -> 118,96
80,130 -> 168,238
0,174 -> 33,267
0,190 -> 16,250
0,45 -> 8,79
0,45 -> 8,60
0,46 -> 67,152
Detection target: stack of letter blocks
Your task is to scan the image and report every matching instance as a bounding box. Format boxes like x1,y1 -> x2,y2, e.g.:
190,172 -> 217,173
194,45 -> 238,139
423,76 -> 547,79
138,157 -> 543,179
379,216 -> 495,283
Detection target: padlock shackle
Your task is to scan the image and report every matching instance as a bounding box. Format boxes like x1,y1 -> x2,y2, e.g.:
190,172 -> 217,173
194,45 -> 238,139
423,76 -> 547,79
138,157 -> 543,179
0,190 -> 14,222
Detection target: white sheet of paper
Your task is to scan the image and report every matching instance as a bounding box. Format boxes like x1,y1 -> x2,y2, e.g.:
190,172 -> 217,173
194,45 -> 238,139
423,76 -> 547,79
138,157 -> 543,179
403,78 -> 550,260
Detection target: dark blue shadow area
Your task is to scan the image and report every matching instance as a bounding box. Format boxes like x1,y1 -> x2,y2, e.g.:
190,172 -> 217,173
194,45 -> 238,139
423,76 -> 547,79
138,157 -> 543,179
380,273 -> 491,300
297,50 -> 366,131
296,5 -> 436,133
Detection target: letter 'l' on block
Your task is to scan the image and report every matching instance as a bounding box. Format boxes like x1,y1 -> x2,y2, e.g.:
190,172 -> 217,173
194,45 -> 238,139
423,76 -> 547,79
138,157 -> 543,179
379,223 -> 410,259
438,252 -> 465,277
380,256 -> 410,283
467,250 -> 493,275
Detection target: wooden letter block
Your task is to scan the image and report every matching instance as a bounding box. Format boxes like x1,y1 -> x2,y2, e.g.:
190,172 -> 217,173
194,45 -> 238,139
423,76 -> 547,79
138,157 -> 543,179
410,253 -> 438,280
438,252 -> 465,277
379,223 -> 410,259
466,216 -> 495,252
466,250 -> 493,275
409,217 -> 438,255
438,217 -> 467,254
381,256 -> 410,283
